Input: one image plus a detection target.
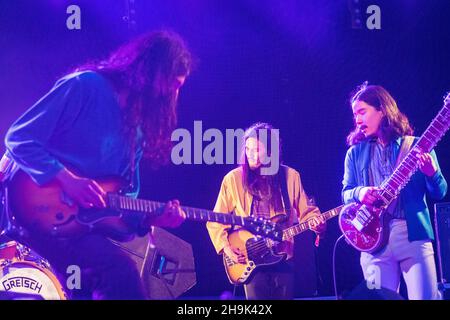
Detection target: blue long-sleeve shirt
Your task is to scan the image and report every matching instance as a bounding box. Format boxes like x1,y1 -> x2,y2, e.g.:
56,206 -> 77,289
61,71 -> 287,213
5,71 -> 142,196
368,138 -> 404,219
342,136 -> 447,241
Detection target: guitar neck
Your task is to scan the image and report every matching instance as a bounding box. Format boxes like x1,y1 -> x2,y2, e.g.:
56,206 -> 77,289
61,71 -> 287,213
378,100 -> 450,207
108,194 -> 248,226
281,205 -> 344,241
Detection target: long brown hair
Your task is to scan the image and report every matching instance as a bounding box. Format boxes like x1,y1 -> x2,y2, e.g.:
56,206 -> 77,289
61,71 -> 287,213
79,30 -> 193,167
241,122 -> 284,211
346,82 -> 413,146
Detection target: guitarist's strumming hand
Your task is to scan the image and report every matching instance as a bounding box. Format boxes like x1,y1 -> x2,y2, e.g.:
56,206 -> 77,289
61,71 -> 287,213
56,167 -> 107,209
150,199 -> 186,228
223,244 -> 246,264
358,186 -> 383,208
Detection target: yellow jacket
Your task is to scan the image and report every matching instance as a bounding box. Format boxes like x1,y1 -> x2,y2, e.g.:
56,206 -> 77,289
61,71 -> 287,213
206,165 -> 321,259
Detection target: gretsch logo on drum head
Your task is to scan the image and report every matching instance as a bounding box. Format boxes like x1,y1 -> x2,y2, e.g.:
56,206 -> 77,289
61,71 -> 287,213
0,266 -> 64,300
2,276 -> 42,293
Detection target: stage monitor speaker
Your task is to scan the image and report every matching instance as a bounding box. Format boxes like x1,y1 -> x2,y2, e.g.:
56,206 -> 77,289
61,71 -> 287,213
435,202 -> 450,299
343,281 -> 404,300
117,227 -> 196,300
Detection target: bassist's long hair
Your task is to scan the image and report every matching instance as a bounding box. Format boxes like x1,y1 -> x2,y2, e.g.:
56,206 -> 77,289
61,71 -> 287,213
240,122 -> 284,212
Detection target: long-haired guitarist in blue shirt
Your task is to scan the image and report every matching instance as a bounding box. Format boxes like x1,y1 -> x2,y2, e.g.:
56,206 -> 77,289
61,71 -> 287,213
341,82 -> 448,299
2,30 -> 191,299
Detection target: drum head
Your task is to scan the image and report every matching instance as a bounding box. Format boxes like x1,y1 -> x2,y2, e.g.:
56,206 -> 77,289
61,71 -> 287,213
1,260 -> 67,300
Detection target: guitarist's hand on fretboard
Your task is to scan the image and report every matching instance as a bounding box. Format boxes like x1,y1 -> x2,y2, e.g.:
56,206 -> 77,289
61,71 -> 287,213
416,151 -> 438,177
148,199 -> 186,229
309,215 -> 327,235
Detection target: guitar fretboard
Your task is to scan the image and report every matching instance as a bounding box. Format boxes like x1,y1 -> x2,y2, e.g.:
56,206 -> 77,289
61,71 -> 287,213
378,98 -> 449,206
281,205 -> 344,241
107,193 -> 282,240
108,194 -> 246,224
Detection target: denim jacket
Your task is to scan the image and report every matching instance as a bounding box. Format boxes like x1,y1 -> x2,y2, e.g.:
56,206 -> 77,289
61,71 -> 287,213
342,137 -> 447,241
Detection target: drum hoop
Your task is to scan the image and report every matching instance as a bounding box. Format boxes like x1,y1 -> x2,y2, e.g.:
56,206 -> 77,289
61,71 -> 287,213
0,241 -> 18,250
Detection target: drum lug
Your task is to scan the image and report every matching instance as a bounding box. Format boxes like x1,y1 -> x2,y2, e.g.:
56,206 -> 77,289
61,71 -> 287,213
1,259 -> 13,268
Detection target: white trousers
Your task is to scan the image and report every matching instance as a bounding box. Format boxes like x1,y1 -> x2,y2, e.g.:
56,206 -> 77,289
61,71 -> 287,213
360,219 -> 441,300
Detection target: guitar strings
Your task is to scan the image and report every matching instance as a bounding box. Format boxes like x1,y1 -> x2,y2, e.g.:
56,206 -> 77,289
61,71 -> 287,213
246,243 -> 267,253
246,239 -> 274,256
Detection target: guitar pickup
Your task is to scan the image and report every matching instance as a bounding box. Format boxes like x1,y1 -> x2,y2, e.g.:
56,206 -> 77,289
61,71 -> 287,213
351,217 -> 364,231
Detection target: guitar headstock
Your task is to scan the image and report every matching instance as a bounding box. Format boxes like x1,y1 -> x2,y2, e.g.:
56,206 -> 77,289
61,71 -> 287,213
444,92 -> 450,102
444,92 -> 450,107
242,216 -> 283,241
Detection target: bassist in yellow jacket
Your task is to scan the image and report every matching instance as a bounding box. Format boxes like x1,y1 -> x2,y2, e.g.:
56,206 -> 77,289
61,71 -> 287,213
207,122 -> 326,300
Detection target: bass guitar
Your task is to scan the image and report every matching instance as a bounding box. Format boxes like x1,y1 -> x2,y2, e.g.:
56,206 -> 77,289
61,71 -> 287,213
223,205 -> 344,284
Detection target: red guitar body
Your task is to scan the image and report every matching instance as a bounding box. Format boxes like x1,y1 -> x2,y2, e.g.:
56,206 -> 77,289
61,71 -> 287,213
338,203 -> 391,253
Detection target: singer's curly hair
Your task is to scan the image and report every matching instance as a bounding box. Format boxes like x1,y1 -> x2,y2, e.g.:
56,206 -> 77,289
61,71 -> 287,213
346,82 -> 413,146
79,30 -> 193,167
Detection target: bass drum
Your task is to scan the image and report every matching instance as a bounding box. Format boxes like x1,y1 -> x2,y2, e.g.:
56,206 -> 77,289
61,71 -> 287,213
0,241 -> 67,300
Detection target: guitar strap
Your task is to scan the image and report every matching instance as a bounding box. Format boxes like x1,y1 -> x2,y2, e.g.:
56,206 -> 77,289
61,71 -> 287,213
0,153 -> 14,183
279,165 -> 298,224
377,135 -> 415,220
0,153 -> 17,238
395,135 -> 415,168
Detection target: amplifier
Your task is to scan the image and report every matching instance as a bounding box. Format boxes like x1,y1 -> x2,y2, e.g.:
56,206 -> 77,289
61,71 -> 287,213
435,202 -> 450,299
